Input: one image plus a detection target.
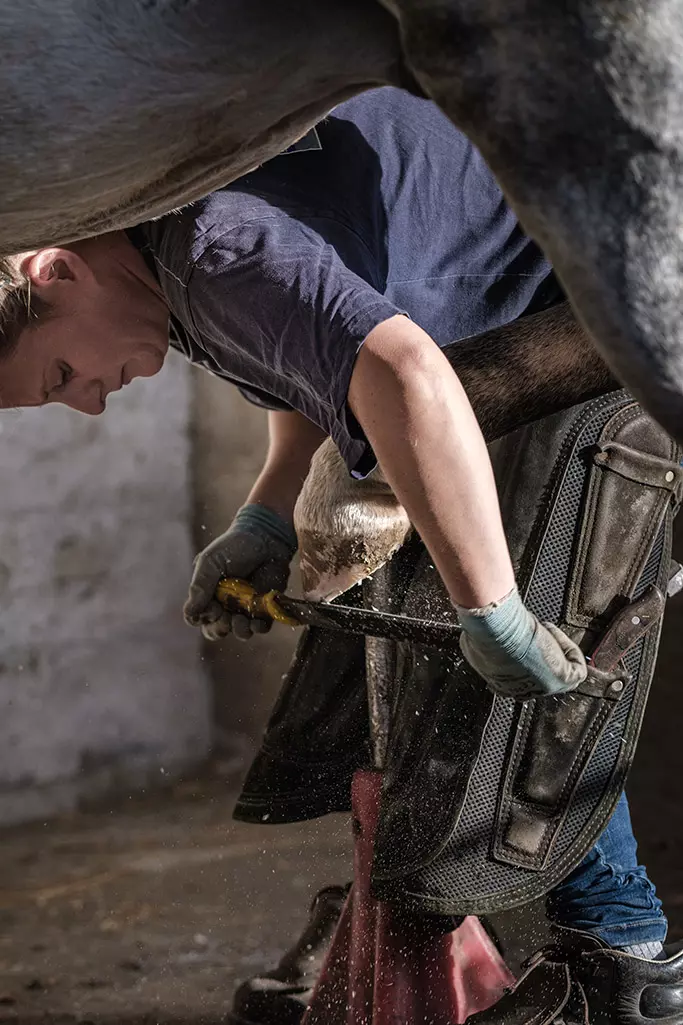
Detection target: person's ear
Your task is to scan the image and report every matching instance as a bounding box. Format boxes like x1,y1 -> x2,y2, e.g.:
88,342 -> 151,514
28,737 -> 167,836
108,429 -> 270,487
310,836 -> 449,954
22,248 -> 92,294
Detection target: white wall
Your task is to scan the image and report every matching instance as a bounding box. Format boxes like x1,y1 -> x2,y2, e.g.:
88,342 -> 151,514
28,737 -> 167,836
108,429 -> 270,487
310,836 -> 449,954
0,351 -> 210,826
191,369 -> 298,766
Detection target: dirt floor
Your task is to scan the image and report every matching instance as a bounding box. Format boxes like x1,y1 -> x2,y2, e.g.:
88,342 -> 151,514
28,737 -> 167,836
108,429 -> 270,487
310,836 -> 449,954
0,777 -> 351,1025
0,590 -> 681,1025
0,740 -> 679,1025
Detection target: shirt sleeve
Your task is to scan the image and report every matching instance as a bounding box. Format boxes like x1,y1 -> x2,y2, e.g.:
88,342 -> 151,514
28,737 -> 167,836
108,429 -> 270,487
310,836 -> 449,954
237,386 -> 293,413
186,212 -> 405,473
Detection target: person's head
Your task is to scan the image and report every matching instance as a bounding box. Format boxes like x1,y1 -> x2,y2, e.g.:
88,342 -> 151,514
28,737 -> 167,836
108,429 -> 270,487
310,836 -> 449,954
0,232 -> 170,414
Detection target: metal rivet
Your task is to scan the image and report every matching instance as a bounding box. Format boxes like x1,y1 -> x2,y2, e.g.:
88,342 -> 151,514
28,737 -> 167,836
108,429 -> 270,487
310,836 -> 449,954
611,680 -> 624,693
631,615 -> 641,625
666,470 -> 675,482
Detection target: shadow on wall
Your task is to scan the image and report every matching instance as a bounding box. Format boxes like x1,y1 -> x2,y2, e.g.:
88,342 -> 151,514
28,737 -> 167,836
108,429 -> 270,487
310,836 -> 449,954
0,350 -> 211,827
190,367 -> 299,774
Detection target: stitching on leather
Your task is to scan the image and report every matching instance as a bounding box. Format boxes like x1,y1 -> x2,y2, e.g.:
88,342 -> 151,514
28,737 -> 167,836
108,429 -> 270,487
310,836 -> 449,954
377,666 -> 498,881
569,406 -> 677,626
517,394 -> 628,604
518,964 -> 572,1025
493,689 -> 619,870
597,413 -> 677,607
373,402 -> 683,911
566,403 -> 638,620
491,701 -> 534,860
394,512 -> 674,914
567,405 -> 643,625
596,443 -> 683,490
389,481 -> 677,915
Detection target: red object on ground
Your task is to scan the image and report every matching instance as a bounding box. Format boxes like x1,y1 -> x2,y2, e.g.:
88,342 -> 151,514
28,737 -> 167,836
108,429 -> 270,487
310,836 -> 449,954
304,770 -> 514,1025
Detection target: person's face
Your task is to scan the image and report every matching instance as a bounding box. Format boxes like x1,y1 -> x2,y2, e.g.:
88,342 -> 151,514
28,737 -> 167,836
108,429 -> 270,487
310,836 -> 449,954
0,240 -> 170,415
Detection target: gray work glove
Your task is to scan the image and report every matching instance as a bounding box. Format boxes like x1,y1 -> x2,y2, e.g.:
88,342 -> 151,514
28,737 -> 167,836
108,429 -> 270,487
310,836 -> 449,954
456,586 -> 587,700
183,504 -> 297,642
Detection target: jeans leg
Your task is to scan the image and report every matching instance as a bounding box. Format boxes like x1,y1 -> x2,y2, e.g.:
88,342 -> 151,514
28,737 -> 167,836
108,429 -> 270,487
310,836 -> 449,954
546,792 -> 667,947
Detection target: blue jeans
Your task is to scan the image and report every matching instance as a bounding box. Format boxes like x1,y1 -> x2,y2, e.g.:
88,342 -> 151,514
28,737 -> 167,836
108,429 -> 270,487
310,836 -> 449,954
546,792 -> 667,946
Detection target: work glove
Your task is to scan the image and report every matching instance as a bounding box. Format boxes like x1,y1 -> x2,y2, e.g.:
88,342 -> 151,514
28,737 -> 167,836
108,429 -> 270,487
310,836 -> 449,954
183,504 -> 297,642
456,586 -> 587,700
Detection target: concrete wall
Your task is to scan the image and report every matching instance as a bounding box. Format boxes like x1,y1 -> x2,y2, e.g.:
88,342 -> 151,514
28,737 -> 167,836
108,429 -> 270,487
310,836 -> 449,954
0,351 -> 211,826
191,369 -> 298,769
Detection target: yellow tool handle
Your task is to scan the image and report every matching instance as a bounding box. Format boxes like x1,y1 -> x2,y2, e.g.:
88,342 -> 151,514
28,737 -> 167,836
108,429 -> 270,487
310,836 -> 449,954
215,577 -> 301,627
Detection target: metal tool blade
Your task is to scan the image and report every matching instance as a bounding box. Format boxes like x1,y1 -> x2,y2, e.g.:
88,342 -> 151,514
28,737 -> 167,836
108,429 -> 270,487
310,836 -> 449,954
275,594 -> 462,649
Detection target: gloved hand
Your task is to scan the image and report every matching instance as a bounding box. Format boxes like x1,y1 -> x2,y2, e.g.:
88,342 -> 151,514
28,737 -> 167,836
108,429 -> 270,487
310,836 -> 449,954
456,586 -> 587,700
183,504 -> 297,642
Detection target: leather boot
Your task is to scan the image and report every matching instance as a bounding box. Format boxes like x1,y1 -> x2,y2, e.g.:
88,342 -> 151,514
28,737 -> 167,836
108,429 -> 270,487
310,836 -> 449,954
228,884 -> 349,1025
466,924 -> 683,1025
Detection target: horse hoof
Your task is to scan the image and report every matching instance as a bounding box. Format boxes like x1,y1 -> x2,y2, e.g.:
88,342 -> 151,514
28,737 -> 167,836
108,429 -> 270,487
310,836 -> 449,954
294,439 -> 411,600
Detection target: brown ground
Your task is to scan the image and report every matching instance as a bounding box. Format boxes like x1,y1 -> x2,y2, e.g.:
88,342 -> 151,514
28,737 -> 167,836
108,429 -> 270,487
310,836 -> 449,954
0,777 -> 351,1025
0,567 -> 681,1025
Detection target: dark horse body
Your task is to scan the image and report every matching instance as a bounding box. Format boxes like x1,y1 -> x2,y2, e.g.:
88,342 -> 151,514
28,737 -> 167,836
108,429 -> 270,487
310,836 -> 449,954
2,1 -> 682,440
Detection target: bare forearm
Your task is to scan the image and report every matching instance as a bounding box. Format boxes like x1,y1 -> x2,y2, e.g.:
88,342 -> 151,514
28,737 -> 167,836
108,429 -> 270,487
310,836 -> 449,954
247,410 -> 327,524
247,463 -> 309,523
349,317 -> 515,608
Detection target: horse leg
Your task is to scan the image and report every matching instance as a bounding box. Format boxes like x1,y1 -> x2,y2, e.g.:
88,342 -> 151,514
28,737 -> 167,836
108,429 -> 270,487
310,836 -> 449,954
295,302 -> 616,598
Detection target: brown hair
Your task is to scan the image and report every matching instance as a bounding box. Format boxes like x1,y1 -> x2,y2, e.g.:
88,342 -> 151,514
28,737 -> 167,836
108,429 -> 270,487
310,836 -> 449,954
0,255 -> 52,359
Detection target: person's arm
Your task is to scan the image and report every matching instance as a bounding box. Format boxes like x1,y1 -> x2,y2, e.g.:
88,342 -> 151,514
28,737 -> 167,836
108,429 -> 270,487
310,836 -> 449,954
184,407 -> 326,640
348,314 -> 587,699
348,315 -> 513,609
246,409 -> 327,525
184,212 -> 588,683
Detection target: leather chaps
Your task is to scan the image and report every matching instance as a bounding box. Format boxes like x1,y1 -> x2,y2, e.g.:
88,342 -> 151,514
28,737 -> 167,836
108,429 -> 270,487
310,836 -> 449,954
234,392 -> 682,915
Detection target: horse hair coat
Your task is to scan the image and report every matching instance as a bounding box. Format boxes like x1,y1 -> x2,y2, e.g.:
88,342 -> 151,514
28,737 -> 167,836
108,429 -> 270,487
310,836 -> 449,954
2,1 -> 683,443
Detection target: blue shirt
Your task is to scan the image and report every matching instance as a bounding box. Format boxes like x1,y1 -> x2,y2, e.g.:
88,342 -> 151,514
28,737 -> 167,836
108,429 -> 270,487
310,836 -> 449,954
130,87 -> 559,475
